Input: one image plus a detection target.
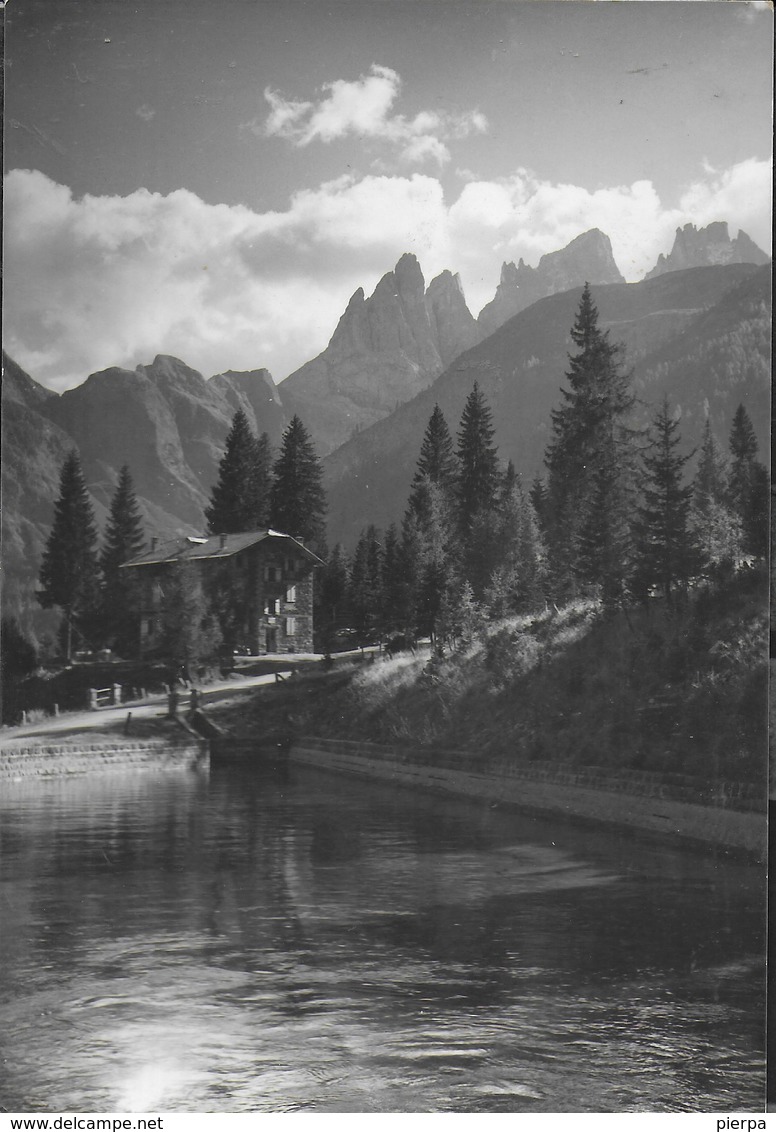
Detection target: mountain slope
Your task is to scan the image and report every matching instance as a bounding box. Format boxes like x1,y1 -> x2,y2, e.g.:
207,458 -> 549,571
1,354 -> 287,640
43,355 -> 287,524
323,263 -> 768,548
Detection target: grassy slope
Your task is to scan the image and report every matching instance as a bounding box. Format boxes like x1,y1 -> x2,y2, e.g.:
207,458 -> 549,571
233,568 -> 767,788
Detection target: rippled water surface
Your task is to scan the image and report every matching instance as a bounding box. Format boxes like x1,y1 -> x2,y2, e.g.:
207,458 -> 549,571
0,759 -> 765,1112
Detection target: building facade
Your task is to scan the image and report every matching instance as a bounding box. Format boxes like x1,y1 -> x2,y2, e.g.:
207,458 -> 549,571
121,529 -> 323,656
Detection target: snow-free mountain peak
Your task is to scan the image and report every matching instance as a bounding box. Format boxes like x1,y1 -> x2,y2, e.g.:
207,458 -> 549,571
644,222 -> 769,280
477,228 -> 625,337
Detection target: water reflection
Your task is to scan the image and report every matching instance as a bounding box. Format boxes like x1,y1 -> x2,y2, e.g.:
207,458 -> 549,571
0,761 -> 765,1112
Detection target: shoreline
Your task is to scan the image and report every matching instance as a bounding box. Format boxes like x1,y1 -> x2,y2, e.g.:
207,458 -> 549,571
290,736 -> 766,860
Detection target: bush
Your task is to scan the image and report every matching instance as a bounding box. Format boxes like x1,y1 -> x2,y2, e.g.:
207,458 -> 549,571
484,628 -> 541,689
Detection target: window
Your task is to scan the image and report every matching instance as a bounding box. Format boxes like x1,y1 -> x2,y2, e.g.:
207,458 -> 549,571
285,617 -> 296,636
274,598 -> 282,615
285,585 -> 297,604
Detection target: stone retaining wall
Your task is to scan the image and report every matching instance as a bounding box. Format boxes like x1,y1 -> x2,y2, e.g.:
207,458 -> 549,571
0,738 -> 208,779
290,737 -> 766,859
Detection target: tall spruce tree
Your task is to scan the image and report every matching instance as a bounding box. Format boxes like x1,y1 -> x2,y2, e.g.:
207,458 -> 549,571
100,465 -> 146,654
632,399 -> 697,603
38,451 -> 100,661
727,403 -> 768,557
251,432 -> 274,529
270,415 -> 327,552
456,382 -> 500,533
544,283 -> 635,599
407,405 -> 458,520
206,410 -> 270,534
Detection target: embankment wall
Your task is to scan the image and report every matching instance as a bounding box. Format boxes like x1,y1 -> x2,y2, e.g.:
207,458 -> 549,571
0,738 -> 208,779
290,737 -> 765,858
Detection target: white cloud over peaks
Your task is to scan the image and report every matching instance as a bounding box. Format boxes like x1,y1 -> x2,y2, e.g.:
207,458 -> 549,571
4,158 -> 771,393
262,64 -> 488,166
678,157 -> 773,246
3,169 -> 451,391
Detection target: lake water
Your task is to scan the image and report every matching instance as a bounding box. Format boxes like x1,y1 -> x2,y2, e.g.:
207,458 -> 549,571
0,758 -> 766,1113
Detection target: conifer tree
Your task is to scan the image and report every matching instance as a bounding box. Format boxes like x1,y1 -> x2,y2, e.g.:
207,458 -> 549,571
407,405 -> 458,520
690,420 -> 742,571
206,410 -> 270,534
727,403 -> 768,557
348,526 -> 383,644
456,382 -> 500,532
270,415 -> 327,552
160,562 -> 222,674
414,481 -> 458,641
632,399 -> 697,603
38,451 -> 100,660
381,523 -> 405,632
316,543 -> 350,650
395,511 -> 423,634
251,432 -> 274,529
483,467 -> 544,615
544,283 -> 636,598
576,435 -> 633,607
694,420 -> 728,511
100,465 -> 146,654
729,402 -> 759,463
437,578 -> 482,653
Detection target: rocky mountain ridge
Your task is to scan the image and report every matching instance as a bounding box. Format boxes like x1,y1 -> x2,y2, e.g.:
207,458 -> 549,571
279,253 -> 481,456
477,228 -> 626,337
645,221 -> 769,280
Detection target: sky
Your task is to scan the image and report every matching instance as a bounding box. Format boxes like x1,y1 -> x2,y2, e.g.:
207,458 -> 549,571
4,0 -> 773,393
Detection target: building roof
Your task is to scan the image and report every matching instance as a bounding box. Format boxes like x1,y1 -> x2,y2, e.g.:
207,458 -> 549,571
121,528 -> 323,568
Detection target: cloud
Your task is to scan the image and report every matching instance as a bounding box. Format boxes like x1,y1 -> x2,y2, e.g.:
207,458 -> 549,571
3,159 -> 771,393
447,159 -> 771,297
261,64 -> 487,166
136,104 -> 156,122
678,157 -> 773,242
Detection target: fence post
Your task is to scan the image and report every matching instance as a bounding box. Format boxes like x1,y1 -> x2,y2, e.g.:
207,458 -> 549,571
190,688 -> 200,712
53,703 -> 59,717
112,684 -> 122,706
167,689 -> 179,718
89,688 -> 98,711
